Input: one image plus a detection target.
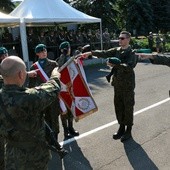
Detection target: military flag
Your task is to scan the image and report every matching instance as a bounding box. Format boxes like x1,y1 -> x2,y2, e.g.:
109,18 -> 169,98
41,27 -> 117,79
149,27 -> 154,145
58,57 -> 98,121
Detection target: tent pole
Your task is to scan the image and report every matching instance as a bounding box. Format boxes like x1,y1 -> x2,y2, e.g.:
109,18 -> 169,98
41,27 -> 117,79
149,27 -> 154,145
99,21 -> 103,50
20,18 -> 30,70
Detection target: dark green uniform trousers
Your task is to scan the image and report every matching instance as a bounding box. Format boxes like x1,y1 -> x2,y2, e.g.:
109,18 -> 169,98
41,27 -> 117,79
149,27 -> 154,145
114,90 -> 135,126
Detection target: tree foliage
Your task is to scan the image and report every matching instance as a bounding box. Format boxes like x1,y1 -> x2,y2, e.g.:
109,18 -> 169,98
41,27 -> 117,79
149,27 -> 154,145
0,0 -> 15,13
70,0 -> 170,34
117,0 -> 154,35
149,0 -> 170,33
71,0 -> 118,31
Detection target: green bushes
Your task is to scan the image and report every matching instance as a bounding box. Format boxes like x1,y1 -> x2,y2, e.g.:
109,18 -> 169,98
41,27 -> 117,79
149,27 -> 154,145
131,36 -> 170,52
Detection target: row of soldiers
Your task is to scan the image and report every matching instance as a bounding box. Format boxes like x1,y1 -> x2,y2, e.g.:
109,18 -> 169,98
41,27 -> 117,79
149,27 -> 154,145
27,28 -> 111,61
1,27 -> 112,61
0,41 -> 83,169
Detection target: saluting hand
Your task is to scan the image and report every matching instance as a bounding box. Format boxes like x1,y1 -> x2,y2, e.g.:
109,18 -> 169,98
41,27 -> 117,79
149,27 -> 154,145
51,67 -> 61,79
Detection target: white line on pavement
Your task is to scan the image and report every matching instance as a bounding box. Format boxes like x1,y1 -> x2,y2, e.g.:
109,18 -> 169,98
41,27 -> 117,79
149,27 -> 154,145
60,97 -> 170,146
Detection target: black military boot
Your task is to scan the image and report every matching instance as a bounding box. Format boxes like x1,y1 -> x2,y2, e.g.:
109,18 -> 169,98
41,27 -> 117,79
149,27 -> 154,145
64,127 -> 72,139
54,142 -> 69,159
49,132 -> 68,159
121,126 -> 132,142
113,124 -> 125,140
68,119 -> 79,136
61,116 -> 72,139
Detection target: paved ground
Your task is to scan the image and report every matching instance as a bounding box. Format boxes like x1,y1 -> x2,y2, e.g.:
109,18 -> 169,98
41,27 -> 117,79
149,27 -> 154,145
48,55 -> 170,170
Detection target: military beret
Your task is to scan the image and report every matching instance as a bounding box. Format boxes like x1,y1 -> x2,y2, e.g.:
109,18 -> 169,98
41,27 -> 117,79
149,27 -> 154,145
59,41 -> 70,50
107,57 -> 121,65
135,49 -> 152,53
35,44 -> 46,53
0,47 -> 8,55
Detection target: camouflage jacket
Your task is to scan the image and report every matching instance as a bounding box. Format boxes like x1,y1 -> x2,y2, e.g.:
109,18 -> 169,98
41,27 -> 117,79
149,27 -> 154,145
0,79 -> 61,141
0,79 -> 60,169
0,75 -> 3,89
92,46 -> 138,91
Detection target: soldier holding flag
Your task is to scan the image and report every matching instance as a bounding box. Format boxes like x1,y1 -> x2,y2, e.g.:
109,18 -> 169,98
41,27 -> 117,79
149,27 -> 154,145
57,41 -> 80,139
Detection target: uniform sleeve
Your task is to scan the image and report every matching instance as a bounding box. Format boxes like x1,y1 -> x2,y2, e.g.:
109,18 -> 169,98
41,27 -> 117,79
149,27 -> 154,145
28,65 -> 37,88
121,51 -> 138,69
91,48 -> 117,58
150,55 -> 170,67
0,76 -> 4,88
26,79 -> 61,113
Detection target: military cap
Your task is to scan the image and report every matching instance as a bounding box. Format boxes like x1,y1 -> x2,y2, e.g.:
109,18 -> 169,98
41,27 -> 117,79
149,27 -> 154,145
59,41 -> 70,50
135,48 -> 152,54
107,57 -> 121,65
35,44 -> 46,53
0,47 -> 8,55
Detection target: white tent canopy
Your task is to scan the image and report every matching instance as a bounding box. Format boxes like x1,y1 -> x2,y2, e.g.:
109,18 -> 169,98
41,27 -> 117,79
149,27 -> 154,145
0,11 -> 19,27
10,0 -> 102,68
11,0 -> 101,24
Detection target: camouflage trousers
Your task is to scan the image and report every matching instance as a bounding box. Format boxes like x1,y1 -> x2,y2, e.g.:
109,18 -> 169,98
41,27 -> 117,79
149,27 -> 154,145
114,89 -> 135,126
0,136 -> 4,170
5,143 -> 51,170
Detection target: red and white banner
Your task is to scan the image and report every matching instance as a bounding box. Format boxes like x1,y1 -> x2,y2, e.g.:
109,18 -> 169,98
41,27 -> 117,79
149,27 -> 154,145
59,58 -> 98,121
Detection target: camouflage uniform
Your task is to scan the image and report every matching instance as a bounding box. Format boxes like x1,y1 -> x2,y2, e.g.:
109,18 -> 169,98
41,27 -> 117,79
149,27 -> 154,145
92,46 -> 138,126
28,58 -> 60,142
0,78 -> 61,170
0,47 -> 8,170
0,75 -> 4,170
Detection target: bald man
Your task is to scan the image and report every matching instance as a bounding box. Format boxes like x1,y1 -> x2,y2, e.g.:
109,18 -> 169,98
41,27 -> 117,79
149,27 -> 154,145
0,56 -> 62,170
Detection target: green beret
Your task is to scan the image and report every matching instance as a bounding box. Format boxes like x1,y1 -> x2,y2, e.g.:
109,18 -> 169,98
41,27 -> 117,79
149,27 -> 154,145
107,57 -> 121,65
135,49 -> 152,53
0,47 -> 8,55
59,41 -> 70,50
35,44 -> 46,53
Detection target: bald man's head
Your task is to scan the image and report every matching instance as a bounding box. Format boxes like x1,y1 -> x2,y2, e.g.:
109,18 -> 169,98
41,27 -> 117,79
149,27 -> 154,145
0,56 -> 26,78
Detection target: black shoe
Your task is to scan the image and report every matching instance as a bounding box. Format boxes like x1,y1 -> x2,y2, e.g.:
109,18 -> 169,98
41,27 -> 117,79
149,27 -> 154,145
120,126 -> 132,142
58,148 -> 69,159
69,128 -> 79,136
64,128 -> 73,139
121,132 -> 132,142
113,125 -> 125,140
64,131 -> 73,139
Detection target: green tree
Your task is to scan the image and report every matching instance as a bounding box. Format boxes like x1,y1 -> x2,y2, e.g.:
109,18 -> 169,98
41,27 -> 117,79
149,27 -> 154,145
0,0 -> 15,13
149,0 -> 170,33
117,0 -> 154,36
71,0 -> 118,31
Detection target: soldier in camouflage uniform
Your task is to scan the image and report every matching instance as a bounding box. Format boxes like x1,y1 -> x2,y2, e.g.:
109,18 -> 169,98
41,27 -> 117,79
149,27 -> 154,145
28,44 -> 68,154
83,31 -> 138,142
0,56 -> 61,170
0,47 -> 8,170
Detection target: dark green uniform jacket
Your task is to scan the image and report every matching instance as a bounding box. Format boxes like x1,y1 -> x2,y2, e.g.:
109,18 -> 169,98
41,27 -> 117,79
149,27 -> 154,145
92,46 -> 138,91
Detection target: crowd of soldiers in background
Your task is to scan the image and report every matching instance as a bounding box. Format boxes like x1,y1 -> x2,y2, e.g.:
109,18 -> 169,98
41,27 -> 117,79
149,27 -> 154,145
0,27 -> 115,61
147,32 -> 167,53
1,27 -> 168,63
